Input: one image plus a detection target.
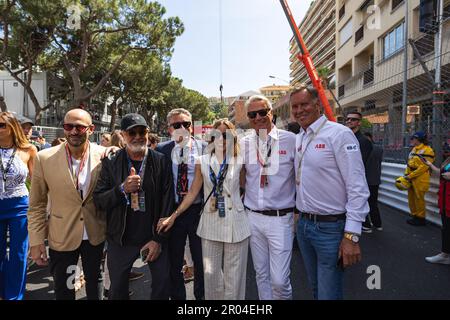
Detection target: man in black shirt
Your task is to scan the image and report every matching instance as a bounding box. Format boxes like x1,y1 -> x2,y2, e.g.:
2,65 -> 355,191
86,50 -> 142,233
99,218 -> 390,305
345,112 -> 373,166
94,113 -> 174,300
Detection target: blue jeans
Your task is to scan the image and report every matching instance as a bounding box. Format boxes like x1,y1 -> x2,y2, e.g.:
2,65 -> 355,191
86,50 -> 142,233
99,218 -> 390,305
297,218 -> 345,300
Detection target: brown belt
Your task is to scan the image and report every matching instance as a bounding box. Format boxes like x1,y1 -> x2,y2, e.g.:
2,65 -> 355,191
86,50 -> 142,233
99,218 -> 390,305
300,212 -> 346,222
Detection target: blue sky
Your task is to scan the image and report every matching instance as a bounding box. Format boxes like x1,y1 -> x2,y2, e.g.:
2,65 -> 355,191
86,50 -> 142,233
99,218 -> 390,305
158,0 -> 313,98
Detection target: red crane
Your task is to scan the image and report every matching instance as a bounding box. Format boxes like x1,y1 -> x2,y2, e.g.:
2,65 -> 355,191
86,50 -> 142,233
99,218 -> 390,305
279,0 -> 336,122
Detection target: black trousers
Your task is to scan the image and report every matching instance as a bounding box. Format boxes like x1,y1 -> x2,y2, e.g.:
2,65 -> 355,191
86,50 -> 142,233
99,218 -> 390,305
441,213 -> 450,254
365,185 -> 382,228
169,203 -> 204,300
49,240 -> 104,300
107,240 -> 170,300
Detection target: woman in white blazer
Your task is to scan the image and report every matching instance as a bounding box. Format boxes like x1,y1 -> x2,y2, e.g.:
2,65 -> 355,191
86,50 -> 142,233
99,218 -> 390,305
157,119 -> 250,300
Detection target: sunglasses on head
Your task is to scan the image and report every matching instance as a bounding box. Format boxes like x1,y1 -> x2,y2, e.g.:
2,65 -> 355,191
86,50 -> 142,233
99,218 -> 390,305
63,123 -> 90,133
0,123 -> 7,129
127,128 -> 148,137
170,121 -> 191,129
247,109 -> 269,119
346,117 -> 361,122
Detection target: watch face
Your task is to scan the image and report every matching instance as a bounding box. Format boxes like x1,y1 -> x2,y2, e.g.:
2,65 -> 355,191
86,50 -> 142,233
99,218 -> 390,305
352,235 -> 359,243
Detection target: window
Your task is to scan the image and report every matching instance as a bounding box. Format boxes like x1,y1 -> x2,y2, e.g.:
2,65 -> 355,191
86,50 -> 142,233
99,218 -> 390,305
340,19 -> 353,46
383,22 -> 404,59
392,0 -> 404,11
339,4 -> 345,20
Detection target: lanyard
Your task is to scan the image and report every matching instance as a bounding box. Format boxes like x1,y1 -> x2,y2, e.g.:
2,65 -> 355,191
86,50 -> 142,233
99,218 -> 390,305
0,148 -> 17,185
65,143 -> 89,191
126,148 -> 148,188
256,135 -> 273,169
296,119 -> 327,185
209,155 -> 228,196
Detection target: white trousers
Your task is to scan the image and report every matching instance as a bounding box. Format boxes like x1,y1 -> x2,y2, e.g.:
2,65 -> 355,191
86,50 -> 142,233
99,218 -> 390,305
247,210 -> 294,300
201,238 -> 249,300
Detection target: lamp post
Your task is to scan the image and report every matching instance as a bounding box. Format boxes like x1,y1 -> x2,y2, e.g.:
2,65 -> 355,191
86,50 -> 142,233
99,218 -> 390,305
269,75 -> 290,85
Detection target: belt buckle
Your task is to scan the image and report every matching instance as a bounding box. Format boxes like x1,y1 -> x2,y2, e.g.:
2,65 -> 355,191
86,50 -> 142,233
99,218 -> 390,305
276,210 -> 280,217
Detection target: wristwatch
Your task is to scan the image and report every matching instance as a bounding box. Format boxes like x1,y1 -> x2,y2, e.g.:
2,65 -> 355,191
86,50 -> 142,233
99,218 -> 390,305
344,232 -> 360,244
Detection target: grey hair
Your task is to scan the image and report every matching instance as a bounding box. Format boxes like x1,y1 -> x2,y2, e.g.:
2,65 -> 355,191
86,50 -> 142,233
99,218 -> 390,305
289,83 -> 319,107
244,95 -> 272,114
166,108 -> 192,123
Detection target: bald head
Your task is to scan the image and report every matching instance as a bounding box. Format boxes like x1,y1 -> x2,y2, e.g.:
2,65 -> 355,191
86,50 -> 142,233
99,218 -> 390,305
64,109 -> 93,126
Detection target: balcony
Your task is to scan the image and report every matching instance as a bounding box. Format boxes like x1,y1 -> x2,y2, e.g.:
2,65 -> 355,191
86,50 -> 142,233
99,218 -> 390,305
339,5 -> 345,21
363,68 -> 374,86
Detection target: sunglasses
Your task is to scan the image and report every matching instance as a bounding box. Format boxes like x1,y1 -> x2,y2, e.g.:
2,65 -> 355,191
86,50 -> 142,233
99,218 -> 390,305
211,132 -> 229,142
346,117 -> 361,122
247,109 -> 270,119
63,123 -> 90,133
127,128 -> 148,137
170,121 -> 191,129
0,123 -> 7,129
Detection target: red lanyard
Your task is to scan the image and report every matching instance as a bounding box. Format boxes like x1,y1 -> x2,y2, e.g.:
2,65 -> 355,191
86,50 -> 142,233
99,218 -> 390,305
65,143 -> 89,191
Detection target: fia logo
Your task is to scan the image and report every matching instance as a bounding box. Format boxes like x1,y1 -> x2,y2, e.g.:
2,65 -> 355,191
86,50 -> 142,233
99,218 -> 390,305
346,144 -> 358,152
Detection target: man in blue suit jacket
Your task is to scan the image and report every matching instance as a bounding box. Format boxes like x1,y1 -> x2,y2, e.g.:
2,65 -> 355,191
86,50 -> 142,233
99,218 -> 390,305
156,108 -> 207,300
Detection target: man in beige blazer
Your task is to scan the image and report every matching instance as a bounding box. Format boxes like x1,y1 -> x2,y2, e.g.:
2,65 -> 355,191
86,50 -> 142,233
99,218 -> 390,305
28,109 -> 107,300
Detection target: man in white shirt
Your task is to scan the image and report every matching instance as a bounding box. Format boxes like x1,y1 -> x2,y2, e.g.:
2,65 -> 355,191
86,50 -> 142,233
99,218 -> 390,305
240,95 -> 297,300
291,84 -> 369,300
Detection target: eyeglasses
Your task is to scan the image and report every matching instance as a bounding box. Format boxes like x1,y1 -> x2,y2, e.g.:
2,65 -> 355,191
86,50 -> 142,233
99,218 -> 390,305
211,132 -> 228,142
0,123 -> 7,129
63,123 -> 90,133
127,128 -> 148,137
247,109 -> 270,119
170,121 -> 191,129
346,117 -> 361,122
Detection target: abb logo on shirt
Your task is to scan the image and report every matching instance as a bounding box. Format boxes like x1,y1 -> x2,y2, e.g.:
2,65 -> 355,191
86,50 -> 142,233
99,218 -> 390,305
279,150 -> 287,155
315,144 -> 326,149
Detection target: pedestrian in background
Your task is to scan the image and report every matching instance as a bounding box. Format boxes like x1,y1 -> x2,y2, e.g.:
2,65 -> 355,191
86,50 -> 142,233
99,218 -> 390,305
148,133 -> 160,150
405,131 -> 435,226
110,130 -> 125,149
100,133 -> 112,147
422,142 -> 450,264
362,132 -> 383,233
0,112 -> 37,300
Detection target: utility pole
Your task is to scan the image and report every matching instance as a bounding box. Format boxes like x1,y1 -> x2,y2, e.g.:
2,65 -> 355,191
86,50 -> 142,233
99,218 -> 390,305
401,0 -> 409,159
432,0 -> 444,164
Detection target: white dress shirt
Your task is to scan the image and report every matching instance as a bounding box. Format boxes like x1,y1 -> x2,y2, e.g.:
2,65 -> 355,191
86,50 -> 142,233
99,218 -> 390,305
70,153 -> 91,241
295,115 -> 370,234
196,153 -> 251,243
172,138 -> 203,204
240,126 -> 296,210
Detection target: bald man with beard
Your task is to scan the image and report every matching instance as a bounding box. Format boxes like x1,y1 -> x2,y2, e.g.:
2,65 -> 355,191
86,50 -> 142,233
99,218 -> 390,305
28,108 -> 110,300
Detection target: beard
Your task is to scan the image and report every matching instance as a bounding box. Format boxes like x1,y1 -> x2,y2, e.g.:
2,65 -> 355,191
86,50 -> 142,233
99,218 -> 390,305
127,142 -> 147,153
66,134 -> 87,147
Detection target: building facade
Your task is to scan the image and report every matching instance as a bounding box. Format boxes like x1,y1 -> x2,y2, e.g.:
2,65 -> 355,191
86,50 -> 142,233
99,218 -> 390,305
336,0 -> 449,161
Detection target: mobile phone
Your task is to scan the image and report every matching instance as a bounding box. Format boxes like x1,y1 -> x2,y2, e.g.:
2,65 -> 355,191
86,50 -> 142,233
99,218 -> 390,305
140,248 -> 149,263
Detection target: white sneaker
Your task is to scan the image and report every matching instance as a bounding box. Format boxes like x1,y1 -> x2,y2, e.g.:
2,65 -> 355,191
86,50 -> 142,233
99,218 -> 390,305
362,226 -> 372,233
425,253 -> 450,265
376,227 -> 383,231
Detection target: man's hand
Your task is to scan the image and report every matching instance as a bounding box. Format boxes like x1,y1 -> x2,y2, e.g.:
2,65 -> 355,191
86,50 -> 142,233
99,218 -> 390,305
101,146 -> 120,159
338,238 -> 361,268
442,172 -> 450,181
30,244 -> 48,266
141,241 -> 161,263
123,167 -> 141,193
157,215 -> 176,233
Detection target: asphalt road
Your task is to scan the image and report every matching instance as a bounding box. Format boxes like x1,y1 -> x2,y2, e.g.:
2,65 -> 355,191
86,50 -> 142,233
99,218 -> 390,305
24,204 -> 450,300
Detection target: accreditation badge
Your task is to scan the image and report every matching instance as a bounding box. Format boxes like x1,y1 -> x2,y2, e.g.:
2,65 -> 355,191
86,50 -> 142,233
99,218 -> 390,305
138,191 -> 146,212
131,192 -> 139,211
217,195 -> 225,218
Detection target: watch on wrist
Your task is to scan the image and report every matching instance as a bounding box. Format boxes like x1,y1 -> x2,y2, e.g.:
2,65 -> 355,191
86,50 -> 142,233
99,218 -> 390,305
344,232 -> 360,244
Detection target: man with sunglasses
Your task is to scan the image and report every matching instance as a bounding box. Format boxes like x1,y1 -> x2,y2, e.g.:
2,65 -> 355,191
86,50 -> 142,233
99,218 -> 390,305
240,95 -> 297,300
28,109 -> 108,300
156,108 -> 206,300
93,113 -> 174,299
291,85 -> 369,300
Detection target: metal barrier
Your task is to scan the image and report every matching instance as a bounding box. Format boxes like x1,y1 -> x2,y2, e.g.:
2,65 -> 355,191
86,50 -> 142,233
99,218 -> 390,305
379,162 -> 441,226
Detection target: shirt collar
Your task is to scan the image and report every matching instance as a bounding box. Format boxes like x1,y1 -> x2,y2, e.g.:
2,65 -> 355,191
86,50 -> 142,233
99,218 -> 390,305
251,125 -> 279,141
301,115 -> 327,134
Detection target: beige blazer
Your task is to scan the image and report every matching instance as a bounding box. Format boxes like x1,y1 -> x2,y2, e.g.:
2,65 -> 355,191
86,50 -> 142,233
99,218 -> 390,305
196,154 -> 251,243
28,142 -> 106,251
